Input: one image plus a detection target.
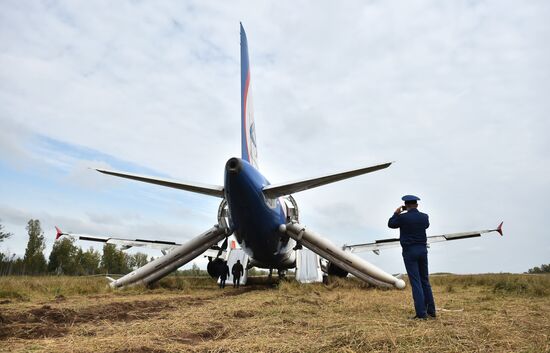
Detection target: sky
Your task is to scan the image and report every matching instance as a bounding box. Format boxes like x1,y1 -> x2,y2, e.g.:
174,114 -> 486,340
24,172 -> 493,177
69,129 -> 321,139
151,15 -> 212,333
1,0 -> 549,274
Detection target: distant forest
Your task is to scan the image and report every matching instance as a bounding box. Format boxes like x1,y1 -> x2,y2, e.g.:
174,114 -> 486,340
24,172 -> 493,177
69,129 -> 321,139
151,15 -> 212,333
527,264 -> 550,274
0,219 -> 207,276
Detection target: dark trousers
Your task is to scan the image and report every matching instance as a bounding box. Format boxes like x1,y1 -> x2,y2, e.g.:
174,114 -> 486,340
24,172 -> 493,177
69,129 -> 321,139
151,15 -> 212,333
402,245 -> 436,317
219,278 -> 226,288
233,276 -> 241,288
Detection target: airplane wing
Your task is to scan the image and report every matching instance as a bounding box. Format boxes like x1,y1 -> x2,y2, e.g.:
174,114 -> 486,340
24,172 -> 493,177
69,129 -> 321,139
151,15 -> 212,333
280,222 -> 406,289
55,226 -> 225,258
342,222 -> 504,255
262,162 -> 392,198
95,168 -> 224,198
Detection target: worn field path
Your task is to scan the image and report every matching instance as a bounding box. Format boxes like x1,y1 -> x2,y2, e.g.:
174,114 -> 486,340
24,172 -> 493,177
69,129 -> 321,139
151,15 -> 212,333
0,275 -> 549,352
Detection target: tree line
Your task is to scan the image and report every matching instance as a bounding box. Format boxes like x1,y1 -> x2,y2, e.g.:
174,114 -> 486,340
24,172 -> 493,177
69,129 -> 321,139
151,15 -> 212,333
0,219 -> 151,276
527,264 -> 550,274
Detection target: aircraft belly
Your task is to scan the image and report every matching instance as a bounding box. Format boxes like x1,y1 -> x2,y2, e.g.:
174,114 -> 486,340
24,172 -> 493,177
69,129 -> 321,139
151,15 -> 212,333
225,160 -> 292,268
235,210 -> 295,268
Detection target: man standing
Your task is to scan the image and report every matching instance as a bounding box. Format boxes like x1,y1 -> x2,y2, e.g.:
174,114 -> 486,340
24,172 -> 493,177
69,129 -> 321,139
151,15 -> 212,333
219,260 -> 230,289
232,260 -> 244,288
388,195 -> 436,319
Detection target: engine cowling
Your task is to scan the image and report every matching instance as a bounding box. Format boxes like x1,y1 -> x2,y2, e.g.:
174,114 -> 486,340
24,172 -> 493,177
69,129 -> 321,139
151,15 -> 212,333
207,257 -> 226,278
281,195 -> 299,223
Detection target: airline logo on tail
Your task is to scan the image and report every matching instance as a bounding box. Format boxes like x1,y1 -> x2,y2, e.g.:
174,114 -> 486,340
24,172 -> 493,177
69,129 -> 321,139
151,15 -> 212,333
241,23 -> 259,169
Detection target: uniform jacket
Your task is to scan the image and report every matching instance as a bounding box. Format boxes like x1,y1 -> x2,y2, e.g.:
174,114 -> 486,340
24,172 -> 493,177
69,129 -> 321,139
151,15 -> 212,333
388,208 -> 430,248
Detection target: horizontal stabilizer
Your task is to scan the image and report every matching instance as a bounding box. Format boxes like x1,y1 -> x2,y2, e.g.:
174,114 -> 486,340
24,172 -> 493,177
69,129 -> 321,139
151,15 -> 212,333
262,162 -> 392,198
95,168 -> 224,198
343,222 -> 504,254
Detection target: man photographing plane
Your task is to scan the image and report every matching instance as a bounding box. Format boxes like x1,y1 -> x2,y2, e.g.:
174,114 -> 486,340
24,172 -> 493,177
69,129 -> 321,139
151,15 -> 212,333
388,195 -> 436,319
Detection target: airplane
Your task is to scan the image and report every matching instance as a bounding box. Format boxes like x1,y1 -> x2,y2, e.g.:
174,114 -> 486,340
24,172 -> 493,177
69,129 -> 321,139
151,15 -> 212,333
55,23 -> 503,289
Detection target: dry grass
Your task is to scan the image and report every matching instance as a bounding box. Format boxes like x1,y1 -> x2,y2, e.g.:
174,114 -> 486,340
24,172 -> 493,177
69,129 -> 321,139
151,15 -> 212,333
0,274 -> 549,353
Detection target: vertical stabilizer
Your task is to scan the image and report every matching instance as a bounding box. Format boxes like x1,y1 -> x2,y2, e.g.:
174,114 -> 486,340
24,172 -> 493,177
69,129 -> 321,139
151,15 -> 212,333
240,23 -> 259,169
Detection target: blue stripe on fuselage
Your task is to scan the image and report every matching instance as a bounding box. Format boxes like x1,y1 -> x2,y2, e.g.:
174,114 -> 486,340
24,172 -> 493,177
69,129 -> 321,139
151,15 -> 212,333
224,158 -> 292,267
240,23 -> 250,164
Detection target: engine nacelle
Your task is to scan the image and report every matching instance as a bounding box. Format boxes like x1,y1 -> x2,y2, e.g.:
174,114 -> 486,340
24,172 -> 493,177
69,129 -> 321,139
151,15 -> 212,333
207,257 -> 226,278
217,199 -> 230,229
281,195 -> 299,223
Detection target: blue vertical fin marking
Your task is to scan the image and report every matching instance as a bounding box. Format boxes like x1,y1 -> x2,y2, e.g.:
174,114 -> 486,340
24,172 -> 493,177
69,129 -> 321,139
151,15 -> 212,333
240,23 -> 259,169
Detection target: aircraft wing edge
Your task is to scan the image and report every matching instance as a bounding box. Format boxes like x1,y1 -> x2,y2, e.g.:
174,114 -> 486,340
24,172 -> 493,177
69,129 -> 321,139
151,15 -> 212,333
343,222 -> 503,254
55,227 -> 229,258
95,168 -> 225,198
262,162 -> 392,198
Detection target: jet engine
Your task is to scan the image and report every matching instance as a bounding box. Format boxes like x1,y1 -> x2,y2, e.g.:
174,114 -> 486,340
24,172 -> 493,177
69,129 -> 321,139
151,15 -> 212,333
320,258 -> 349,277
217,199 -> 230,229
205,199 -> 232,279
281,195 -> 299,223
207,257 -> 226,278
326,262 -> 349,277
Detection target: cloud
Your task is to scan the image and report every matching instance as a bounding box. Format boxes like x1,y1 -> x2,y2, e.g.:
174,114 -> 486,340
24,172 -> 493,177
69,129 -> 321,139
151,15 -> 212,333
0,1 -> 549,273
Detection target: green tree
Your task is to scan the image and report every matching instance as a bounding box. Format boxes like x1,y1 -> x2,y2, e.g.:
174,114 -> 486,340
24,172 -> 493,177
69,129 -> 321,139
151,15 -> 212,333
0,219 -> 12,243
528,264 -> 550,274
48,237 -> 79,275
23,219 -> 47,274
77,247 -> 101,275
101,244 -> 129,274
127,252 -> 149,270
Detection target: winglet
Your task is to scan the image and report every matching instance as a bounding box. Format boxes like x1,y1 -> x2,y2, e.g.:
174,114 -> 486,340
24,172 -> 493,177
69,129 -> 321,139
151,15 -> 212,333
55,226 -> 63,240
496,222 -> 503,236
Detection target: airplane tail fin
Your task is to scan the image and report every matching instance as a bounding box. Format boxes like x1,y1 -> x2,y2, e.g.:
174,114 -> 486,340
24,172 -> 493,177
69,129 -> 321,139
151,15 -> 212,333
240,23 -> 259,169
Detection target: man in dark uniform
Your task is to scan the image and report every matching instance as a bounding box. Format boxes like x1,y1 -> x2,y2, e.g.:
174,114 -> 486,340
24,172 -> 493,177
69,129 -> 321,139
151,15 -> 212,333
232,260 -> 244,288
388,195 -> 436,319
219,260 -> 230,289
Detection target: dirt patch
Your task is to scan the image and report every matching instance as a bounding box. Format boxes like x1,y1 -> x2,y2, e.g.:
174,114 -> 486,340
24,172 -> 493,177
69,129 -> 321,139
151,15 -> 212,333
54,294 -> 66,302
197,322 -> 226,340
172,332 -> 203,345
0,299 -> 179,340
1,325 -> 69,340
220,286 -> 270,297
233,310 -> 255,318
0,299 -> 11,305
112,347 -> 167,353
172,322 -> 227,344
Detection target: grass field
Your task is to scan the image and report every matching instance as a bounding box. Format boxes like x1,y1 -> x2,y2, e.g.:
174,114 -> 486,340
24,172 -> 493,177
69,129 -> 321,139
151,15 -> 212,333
0,274 -> 549,353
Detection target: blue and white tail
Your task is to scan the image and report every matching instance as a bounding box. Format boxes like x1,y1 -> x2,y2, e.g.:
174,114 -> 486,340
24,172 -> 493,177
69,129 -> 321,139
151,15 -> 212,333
240,23 -> 259,170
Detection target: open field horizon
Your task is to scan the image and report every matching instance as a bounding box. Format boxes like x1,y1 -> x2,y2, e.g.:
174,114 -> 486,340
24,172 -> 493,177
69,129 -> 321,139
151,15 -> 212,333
1,274 -> 549,352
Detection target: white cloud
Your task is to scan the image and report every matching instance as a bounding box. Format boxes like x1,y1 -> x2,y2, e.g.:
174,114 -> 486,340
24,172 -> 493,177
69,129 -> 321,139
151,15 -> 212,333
1,0 -> 549,273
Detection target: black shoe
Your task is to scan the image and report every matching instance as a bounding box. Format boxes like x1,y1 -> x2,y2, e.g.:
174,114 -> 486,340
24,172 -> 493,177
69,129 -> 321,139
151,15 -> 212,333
428,312 -> 437,318
410,315 -> 428,320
